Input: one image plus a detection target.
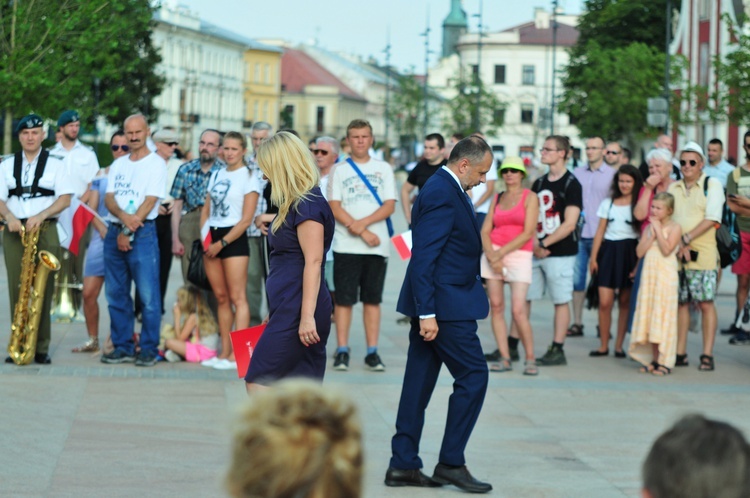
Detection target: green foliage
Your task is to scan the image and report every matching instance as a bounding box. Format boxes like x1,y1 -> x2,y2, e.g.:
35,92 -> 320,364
561,41 -> 667,140
387,72 -> 428,142
445,73 -> 505,137
575,0 -> 670,52
0,0 -> 164,152
712,14 -> 750,126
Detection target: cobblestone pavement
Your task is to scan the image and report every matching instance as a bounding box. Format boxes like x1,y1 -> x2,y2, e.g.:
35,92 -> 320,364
1,207 -> 749,497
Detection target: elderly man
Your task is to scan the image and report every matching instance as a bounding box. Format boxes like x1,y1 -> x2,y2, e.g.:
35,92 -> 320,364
102,114 -> 167,367
0,114 -> 74,364
170,129 -> 225,281
668,142 -> 724,371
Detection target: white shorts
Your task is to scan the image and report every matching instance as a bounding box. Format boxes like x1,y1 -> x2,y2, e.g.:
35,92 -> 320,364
527,255 -> 576,304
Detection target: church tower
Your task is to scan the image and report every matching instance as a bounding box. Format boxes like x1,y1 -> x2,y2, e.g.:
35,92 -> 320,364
442,0 -> 468,58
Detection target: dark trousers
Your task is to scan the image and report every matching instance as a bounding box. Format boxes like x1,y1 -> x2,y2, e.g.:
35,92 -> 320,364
135,214 -> 172,315
390,318 -> 488,469
3,223 -> 61,355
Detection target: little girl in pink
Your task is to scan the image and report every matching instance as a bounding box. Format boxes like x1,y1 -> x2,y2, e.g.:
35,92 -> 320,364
161,285 -> 219,363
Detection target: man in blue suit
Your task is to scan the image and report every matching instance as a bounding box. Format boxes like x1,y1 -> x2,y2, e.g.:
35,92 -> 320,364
385,136 -> 493,494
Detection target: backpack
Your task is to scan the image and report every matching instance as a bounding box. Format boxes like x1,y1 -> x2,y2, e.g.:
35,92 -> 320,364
703,176 -> 741,268
532,173 -> 584,242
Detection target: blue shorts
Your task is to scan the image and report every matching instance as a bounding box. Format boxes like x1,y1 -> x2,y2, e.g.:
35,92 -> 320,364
84,234 -> 104,278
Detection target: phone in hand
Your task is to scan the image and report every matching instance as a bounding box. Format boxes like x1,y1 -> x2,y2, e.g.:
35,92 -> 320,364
729,194 -> 739,199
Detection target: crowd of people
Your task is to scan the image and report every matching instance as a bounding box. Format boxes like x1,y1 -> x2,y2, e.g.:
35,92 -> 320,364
3,109 -> 750,378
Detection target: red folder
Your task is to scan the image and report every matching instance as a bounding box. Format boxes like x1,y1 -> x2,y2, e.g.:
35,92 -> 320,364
230,324 -> 266,379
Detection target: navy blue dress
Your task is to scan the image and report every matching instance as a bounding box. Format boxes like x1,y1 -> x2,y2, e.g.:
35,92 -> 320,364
245,187 -> 334,384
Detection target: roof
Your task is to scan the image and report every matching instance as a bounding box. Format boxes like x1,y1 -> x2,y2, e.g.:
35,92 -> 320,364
303,45 -> 389,86
281,49 -> 366,102
501,20 -> 579,46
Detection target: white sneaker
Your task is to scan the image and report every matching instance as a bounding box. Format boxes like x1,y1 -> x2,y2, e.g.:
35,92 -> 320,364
212,358 -> 237,370
164,350 -> 181,363
201,357 -> 220,367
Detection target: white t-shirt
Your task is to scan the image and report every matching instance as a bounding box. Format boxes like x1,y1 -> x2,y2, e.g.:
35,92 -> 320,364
320,172 -> 334,262
470,162 -> 499,214
106,152 -> 167,221
50,140 -> 100,198
207,166 -> 259,227
0,151 -> 75,219
330,157 -> 397,257
596,198 -> 638,241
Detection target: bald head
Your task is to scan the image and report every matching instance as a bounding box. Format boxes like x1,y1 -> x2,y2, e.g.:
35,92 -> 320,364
124,114 -> 150,155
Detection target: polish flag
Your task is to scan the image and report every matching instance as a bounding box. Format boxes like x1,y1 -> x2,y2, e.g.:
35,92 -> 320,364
57,197 -> 99,256
200,220 -> 212,251
391,230 -> 412,260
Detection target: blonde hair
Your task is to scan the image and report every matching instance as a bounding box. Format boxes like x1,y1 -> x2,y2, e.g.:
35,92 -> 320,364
176,285 -> 217,336
653,192 -> 675,215
256,131 -> 320,233
226,380 -> 363,498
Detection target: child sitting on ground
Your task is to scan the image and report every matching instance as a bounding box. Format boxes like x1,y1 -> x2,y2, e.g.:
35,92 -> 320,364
160,285 -> 219,363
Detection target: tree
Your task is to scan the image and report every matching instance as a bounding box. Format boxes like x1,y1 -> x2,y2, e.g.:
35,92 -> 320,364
560,0 -> 681,142
387,72 -> 428,144
0,0 -> 164,153
712,14 -> 750,126
445,74 -> 505,137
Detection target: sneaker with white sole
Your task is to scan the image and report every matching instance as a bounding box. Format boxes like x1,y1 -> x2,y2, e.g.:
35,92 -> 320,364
164,350 -> 181,363
201,357 -> 220,367
213,358 -> 237,370
333,351 -> 350,371
365,352 -> 386,372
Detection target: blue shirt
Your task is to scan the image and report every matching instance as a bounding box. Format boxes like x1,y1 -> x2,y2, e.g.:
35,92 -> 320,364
170,158 -> 226,212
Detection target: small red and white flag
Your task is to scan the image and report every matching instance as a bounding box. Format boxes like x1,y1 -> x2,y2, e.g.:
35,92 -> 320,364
57,197 -> 99,256
391,230 -> 412,260
200,220 -> 212,251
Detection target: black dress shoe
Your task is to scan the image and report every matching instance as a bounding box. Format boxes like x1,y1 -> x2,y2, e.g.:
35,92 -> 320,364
589,349 -> 609,357
5,356 -> 13,364
384,467 -> 441,487
432,463 -> 492,493
34,353 -> 51,364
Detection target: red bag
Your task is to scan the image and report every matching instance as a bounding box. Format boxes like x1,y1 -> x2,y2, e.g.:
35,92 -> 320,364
230,324 -> 266,379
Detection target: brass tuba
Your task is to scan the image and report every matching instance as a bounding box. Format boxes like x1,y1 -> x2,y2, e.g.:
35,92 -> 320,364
7,226 -> 61,365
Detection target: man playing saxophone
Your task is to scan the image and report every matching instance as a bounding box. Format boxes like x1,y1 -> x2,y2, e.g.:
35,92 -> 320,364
0,114 -> 74,364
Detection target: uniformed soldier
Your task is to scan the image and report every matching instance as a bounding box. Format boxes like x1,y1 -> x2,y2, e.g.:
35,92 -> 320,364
0,114 -> 75,364
50,110 -> 100,321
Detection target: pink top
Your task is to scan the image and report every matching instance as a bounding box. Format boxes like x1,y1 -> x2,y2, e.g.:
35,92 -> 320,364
490,189 -> 532,251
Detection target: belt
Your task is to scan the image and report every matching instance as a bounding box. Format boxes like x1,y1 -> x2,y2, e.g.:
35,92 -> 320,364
110,219 -> 155,228
18,218 -> 57,224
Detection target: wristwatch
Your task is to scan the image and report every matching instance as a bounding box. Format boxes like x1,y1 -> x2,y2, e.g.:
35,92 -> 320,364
121,227 -> 132,236
221,238 -> 228,247
539,239 -> 546,249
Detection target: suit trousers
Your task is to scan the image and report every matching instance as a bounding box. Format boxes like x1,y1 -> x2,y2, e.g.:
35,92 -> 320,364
390,318 -> 488,469
4,222 -> 60,355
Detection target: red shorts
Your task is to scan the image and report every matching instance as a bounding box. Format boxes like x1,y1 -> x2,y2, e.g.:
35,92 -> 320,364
731,231 -> 750,275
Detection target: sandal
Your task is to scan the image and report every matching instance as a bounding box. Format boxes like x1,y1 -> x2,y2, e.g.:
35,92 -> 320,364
566,324 -> 584,337
675,354 -> 689,367
71,337 -> 99,353
523,360 -> 538,376
698,354 -> 715,372
652,364 -> 671,376
639,361 -> 658,374
490,358 -> 512,372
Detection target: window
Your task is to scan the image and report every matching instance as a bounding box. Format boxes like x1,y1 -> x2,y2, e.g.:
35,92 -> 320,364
281,104 -> 294,129
522,65 -> 535,85
699,42 -> 709,86
254,63 -> 260,83
264,64 -> 270,84
471,64 -> 479,85
493,108 -> 505,126
316,106 -> 325,133
494,65 -> 506,84
521,104 -> 534,124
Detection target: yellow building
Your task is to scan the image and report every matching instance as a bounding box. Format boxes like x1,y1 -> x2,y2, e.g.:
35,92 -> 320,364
244,42 -> 284,130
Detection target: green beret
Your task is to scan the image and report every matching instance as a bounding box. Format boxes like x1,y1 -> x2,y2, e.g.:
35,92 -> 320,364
15,114 -> 44,133
57,110 -> 80,127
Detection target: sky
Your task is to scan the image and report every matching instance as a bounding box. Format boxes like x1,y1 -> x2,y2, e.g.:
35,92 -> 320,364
174,0 -> 585,71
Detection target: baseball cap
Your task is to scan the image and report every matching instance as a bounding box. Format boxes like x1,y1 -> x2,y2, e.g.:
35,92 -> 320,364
499,156 -> 527,176
152,128 -> 180,144
681,141 -> 705,162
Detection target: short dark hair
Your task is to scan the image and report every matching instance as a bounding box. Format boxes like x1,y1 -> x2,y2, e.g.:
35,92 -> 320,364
451,132 -> 465,141
448,135 -> 491,166
546,135 -> 571,159
708,138 -> 723,148
643,414 -> 750,498
109,129 -> 125,145
622,147 -> 632,161
201,128 -> 223,146
425,133 -> 445,149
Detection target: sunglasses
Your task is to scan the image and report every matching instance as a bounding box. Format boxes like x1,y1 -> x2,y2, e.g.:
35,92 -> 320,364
605,151 -> 621,155
312,149 -> 329,156
679,159 -> 699,167
164,142 -> 178,147
501,169 -> 522,174
111,145 -> 130,152
744,143 -> 750,149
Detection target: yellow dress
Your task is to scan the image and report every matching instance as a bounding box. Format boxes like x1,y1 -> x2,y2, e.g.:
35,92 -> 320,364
628,225 -> 679,369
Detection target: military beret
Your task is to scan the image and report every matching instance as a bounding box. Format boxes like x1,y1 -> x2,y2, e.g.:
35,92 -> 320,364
57,110 -> 80,127
15,114 -> 44,133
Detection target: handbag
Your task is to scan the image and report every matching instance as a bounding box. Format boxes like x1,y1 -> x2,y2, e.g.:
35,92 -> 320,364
187,239 -> 211,290
585,271 -> 599,310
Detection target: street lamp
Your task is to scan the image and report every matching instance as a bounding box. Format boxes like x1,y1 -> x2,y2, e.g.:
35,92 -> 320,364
472,0 -> 484,132
550,0 -> 558,136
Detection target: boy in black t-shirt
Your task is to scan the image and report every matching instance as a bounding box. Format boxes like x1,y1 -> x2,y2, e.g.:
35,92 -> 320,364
528,136 -> 583,366
400,133 -> 446,225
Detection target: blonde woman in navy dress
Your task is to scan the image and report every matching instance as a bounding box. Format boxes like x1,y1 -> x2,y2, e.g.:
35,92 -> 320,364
245,132 -> 335,390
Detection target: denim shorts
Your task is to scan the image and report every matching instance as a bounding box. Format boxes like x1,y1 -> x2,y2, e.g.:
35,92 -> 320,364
573,238 -> 594,292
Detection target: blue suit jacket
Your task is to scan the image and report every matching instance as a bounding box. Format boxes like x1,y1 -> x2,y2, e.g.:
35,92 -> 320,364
397,168 -> 490,321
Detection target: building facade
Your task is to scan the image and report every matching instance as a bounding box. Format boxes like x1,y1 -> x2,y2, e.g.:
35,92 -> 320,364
244,43 -> 283,131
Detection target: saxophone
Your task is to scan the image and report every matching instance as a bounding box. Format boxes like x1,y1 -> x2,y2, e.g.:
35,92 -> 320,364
7,225 -> 61,365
